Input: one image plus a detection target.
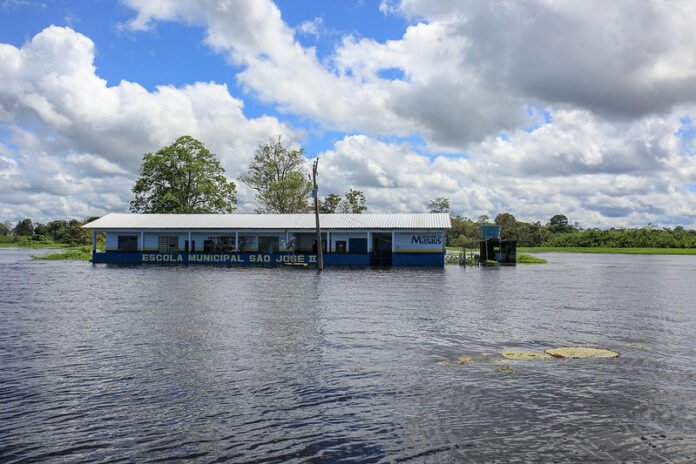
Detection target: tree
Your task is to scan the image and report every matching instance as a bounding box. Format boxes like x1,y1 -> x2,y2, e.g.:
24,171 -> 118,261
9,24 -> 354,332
495,212 -> 517,240
548,214 -> 570,233
33,223 -> 49,237
341,189 -> 367,213
320,193 -> 342,213
0,222 -> 9,236
63,219 -> 91,245
14,218 -> 33,236
46,220 -> 68,241
428,197 -> 450,214
447,214 -> 479,247
240,136 -> 313,213
320,189 -> 367,214
130,136 -> 237,214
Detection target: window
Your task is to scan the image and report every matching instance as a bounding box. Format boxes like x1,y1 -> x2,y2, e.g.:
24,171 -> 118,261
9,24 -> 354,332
158,236 -> 178,253
258,236 -> 279,253
292,233 -> 327,253
239,236 -> 258,252
204,236 -> 236,253
335,240 -> 347,254
117,235 -> 138,252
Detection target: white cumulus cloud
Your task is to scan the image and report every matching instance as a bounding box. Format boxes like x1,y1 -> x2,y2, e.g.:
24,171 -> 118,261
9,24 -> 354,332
0,26 -> 297,221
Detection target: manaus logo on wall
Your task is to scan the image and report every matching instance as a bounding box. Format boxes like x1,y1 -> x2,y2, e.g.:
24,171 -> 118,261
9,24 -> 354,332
411,234 -> 442,245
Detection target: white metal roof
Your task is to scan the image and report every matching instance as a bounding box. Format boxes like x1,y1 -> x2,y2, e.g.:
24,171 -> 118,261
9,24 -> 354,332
83,213 -> 451,230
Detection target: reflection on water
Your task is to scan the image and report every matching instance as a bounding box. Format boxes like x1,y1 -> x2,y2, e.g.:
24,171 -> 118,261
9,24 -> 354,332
1,248 -> 696,462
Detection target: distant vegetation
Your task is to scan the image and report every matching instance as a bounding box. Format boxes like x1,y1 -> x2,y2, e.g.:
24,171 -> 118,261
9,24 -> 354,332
0,217 -> 95,246
542,227 -> 696,248
0,217 -> 103,253
518,247 -> 696,255
443,209 -> 696,249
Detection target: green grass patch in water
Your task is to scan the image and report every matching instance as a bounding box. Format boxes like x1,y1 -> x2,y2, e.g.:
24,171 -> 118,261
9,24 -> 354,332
518,246 -> 696,255
517,253 -> 547,264
32,247 -> 93,261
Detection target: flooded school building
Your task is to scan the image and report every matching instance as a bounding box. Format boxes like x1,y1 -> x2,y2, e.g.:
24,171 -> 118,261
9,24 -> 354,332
83,213 -> 451,267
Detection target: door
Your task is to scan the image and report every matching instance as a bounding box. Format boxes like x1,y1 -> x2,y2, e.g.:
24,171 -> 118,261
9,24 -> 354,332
370,233 -> 392,265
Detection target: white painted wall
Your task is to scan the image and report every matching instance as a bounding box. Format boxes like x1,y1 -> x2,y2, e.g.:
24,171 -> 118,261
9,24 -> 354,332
393,232 -> 444,252
144,232 -> 158,251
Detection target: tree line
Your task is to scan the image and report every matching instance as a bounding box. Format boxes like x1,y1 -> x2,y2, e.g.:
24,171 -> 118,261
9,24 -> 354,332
0,218 -> 93,245
543,225 -> 696,248
443,210 -> 696,248
6,210 -> 693,249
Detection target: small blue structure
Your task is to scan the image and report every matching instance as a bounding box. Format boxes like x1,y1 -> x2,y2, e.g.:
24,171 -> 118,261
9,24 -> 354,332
480,225 -> 501,240
83,213 -> 451,267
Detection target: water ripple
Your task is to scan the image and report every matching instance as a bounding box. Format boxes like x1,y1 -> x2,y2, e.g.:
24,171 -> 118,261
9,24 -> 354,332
1,250 -> 696,462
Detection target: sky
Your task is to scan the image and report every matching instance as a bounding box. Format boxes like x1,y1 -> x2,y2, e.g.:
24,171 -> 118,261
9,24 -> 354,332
1,0 -> 696,228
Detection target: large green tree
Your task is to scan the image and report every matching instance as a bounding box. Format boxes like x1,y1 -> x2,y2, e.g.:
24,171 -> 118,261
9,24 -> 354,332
240,136 -> 312,213
130,136 -> 237,213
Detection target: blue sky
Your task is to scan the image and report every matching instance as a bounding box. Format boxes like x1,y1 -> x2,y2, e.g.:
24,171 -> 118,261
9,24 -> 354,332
1,0 -> 695,226
0,0 -> 411,157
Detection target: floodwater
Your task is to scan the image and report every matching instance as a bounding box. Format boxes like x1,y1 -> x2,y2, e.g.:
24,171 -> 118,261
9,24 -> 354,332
1,248 -> 696,463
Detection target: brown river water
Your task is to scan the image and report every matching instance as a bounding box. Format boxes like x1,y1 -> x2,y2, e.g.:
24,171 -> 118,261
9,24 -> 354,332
1,248 -> 695,462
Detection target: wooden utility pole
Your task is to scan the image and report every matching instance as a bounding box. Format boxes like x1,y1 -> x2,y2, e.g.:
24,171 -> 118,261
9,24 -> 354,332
312,158 -> 324,270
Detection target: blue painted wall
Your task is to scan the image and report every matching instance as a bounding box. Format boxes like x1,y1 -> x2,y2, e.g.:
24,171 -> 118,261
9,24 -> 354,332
93,251 -> 372,266
392,252 -> 445,267
324,254 -> 370,266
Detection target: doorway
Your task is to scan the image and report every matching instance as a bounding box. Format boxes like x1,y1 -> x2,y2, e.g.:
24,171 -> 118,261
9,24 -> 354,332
371,233 -> 392,265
